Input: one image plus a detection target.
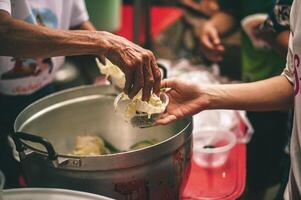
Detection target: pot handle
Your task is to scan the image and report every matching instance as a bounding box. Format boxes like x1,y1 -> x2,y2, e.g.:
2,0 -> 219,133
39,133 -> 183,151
11,132 -> 58,161
157,63 -> 167,79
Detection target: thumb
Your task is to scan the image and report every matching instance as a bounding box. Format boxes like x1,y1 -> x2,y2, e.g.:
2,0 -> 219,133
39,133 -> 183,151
156,114 -> 177,125
160,79 -> 180,89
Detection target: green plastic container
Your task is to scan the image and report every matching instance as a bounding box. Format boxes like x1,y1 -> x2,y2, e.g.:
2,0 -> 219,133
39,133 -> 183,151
85,0 -> 121,32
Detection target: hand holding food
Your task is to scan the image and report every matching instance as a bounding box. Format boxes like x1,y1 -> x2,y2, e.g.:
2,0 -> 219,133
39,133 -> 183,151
156,79 -> 209,125
96,58 -> 168,127
100,32 -> 161,101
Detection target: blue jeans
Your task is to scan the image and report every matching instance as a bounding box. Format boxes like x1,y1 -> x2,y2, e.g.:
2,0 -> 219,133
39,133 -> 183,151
0,84 -> 55,188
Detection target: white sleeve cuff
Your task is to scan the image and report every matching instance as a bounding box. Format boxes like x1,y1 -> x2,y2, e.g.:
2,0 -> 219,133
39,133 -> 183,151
281,65 -> 294,84
70,12 -> 89,27
70,0 -> 89,28
0,0 -> 11,14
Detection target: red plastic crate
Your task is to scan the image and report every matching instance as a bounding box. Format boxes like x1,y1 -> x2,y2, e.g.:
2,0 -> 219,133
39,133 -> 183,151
181,144 -> 246,200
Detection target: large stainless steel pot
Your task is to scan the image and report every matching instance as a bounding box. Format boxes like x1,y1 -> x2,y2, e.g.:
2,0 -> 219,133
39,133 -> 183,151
1,170 -> 112,200
12,85 -> 193,200
3,188 -> 113,200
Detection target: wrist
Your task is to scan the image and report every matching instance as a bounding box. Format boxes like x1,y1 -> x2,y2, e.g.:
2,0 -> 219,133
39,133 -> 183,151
95,31 -> 113,56
201,84 -> 220,110
62,30 -> 111,56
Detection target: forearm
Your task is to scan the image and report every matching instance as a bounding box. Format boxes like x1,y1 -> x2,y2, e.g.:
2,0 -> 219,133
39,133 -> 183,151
205,75 -> 294,111
209,11 -> 237,36
0,12 -> 109,58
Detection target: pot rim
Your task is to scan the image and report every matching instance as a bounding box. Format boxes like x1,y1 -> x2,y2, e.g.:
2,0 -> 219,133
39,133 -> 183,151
3,188 -> 114,199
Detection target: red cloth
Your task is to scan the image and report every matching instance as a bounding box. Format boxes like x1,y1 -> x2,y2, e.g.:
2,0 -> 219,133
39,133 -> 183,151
116,5 -> 183,43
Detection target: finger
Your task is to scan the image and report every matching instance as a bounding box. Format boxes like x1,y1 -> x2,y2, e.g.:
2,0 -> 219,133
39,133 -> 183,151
201,34 -> 215,50
160,79 -> 179,89
156,114 -> 177,125
150,56 -> 161,96
209,29 -> 221,45
216,44 -> 225,53
160,112 -> 170,118
97,55 -> 106,65
129,63 -> 144,98
142,57 -> 154,101
205,49 -> 224,62
124,71 -> 134,95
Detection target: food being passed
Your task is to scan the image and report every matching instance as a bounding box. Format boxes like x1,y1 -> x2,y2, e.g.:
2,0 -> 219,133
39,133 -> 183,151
95,58 -> 125,89
72,135 -> 111,156
96,58 -> 168,124
113,91 -> 168,120
71,135 -> 158,156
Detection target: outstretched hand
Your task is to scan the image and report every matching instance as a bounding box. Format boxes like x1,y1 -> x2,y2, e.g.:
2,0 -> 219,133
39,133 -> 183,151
156,79 -> 210,125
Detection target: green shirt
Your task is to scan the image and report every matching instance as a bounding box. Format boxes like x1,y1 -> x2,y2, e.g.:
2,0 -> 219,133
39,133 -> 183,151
219,0 -> 286,81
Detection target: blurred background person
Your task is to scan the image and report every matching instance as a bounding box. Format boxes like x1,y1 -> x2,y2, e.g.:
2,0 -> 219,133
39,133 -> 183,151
256,1 -> 293,199
197,0 -> 292,199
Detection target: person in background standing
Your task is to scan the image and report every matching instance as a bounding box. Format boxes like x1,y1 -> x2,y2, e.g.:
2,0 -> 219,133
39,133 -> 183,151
256,0 -> 293,199
198,0 -> 292,198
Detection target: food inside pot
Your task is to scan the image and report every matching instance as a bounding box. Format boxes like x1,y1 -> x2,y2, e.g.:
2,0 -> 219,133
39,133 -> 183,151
72,136 -> 112,156
71,135 -> 158,156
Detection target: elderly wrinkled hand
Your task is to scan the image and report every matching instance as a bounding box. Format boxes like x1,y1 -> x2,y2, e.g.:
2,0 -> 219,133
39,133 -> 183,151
102,32 -> 161,101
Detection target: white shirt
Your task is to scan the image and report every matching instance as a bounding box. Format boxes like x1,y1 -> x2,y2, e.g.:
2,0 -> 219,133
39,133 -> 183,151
0,0 -> 89,95
282,0 -> 301,199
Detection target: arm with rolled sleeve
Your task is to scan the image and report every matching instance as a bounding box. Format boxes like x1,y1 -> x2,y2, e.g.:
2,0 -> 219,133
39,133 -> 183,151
0,0 -> 161,100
